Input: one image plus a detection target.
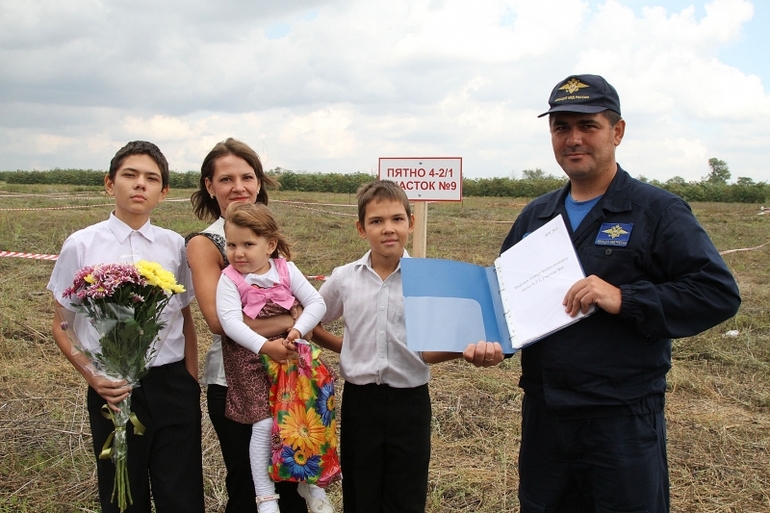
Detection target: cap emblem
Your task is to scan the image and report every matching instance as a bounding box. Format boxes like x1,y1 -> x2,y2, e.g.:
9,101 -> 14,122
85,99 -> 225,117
559,78 -> 590,94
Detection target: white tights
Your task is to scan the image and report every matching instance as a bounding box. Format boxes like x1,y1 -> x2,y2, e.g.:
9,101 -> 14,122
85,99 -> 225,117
250,418 -> 278,513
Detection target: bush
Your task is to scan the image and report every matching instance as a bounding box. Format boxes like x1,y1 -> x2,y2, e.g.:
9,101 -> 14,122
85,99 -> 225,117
1,168 -> 767,203
271,170 -> 375,194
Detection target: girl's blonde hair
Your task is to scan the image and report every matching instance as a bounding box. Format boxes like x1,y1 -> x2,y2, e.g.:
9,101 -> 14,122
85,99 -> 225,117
224,202 -> 291,260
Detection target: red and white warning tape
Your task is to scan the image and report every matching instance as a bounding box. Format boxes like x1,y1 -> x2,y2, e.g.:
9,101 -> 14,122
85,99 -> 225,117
4,193 -> 756,272
0,250 -> 327,279
273,200 -> 356,208
0,250 -> 59,261
0,203 -> 114,211
273,201 -> 356,218
719,241 -> 770,255
0,198 -> 190,211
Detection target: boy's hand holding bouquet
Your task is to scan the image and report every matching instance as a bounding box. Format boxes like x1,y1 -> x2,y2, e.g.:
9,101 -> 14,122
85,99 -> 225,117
57,260 -> 184,512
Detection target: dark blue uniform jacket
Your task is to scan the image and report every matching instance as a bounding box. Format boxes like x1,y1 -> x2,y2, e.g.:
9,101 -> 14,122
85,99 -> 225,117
501,167 -> 741,417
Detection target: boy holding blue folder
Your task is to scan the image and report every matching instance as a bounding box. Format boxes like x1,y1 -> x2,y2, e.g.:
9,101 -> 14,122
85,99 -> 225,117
312,180 -> 501,512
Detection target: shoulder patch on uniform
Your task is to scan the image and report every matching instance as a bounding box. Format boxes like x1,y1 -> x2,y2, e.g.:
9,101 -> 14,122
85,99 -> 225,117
595,222 -> 633,247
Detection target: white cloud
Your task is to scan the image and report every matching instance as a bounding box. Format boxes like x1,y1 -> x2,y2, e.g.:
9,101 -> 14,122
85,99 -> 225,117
0,0 -> 767,182
124,115 -> 197,141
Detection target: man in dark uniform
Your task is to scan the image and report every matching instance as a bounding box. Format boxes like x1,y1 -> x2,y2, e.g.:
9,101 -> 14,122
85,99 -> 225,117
502,74 -> 741,513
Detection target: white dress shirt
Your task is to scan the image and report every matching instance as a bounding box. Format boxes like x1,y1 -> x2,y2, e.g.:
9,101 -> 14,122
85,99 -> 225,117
320,250 -> 429,387
48,213 -> 194,367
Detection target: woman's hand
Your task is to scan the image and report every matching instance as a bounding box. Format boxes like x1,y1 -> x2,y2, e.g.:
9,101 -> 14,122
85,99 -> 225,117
289,304 -> 304,320
260,338 -> 296,362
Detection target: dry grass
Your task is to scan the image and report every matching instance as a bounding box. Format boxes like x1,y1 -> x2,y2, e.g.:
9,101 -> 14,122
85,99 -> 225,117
1,185 -> 768,512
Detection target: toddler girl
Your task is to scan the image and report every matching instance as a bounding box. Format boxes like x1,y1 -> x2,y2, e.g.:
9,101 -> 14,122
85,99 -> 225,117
216,202 -> 334,513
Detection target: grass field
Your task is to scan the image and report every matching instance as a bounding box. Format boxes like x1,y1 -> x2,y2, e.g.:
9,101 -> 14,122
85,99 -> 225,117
1,184 -> 768,512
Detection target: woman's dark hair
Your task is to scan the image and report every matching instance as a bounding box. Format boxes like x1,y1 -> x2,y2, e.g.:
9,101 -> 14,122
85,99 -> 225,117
191,138 -> 278,221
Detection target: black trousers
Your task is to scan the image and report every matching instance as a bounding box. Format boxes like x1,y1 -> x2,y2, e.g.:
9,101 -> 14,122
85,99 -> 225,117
87,360 -> 204,513
340,382 -> 431,513
518,394 -> 670,513
207,384 -> 308,513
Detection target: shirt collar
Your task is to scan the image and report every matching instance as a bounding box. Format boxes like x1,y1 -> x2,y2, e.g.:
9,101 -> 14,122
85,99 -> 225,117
107,212 -> 155,244
598,165 -> 634,213
203,217 -> 225,236
539,165 -> 633,219
354,249 -> 411,271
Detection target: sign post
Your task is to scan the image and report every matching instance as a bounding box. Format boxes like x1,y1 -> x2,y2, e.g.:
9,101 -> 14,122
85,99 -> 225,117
378,157 -> 462,258
411,201 -> 428,257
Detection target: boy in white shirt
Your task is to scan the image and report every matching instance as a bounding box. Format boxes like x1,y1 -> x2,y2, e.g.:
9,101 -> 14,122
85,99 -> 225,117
312,180 -> 503,512
48,141 -> 204,513
312,180 -> 428,512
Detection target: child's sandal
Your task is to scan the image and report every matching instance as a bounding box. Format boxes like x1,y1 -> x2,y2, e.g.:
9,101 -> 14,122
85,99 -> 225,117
256,494 -> 280,513
297,482 -> 334,513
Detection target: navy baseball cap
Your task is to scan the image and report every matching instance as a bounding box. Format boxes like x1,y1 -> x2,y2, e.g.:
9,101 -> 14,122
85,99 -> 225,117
538,74 -> 621,118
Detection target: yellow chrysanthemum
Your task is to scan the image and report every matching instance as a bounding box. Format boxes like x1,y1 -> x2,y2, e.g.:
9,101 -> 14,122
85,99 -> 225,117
84,274 -> 95,284
280,404 -> 326,454
136,260 -> 185,294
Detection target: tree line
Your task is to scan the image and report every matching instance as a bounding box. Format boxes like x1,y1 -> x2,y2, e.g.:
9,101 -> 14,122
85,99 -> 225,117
1,158 -> 767,203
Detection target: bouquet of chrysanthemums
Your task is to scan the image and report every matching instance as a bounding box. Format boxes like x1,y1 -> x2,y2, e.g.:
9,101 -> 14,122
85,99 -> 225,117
58,260 -> 185,512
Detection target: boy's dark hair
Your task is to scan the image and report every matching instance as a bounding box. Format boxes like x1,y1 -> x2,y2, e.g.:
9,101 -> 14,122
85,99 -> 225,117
191,137 -> 279,222
224,202 -> 291,260
109,141 -> 170,188
356,180 -> 411,225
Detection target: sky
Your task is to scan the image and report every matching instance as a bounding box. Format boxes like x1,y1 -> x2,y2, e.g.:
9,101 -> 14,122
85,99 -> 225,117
1,0 -> 768,183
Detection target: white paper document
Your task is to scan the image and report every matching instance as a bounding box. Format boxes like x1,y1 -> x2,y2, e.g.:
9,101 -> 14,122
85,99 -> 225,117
401,214 -> 593,353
